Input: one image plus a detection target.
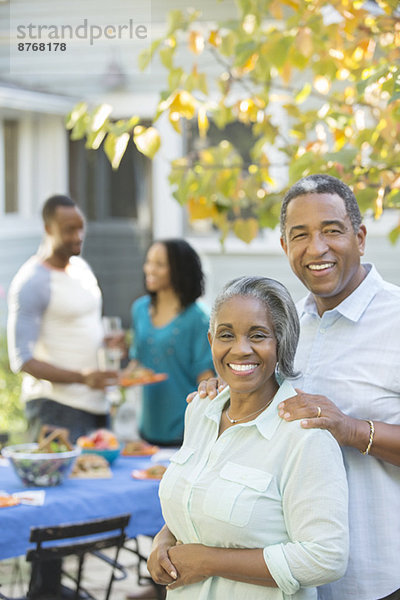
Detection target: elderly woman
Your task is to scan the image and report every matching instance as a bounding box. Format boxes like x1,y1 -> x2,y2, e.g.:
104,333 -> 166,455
148,276 -> 349,599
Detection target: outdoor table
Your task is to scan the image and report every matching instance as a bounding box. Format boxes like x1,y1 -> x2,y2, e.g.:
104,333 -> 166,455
0,454 -> 165,560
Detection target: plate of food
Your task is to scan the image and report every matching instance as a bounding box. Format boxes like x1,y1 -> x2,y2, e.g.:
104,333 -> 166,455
70,454 -> 112,479
0,494 -> 20,508
131,464 -> 167,480
122,441 -> 160,456
119,368 -> 168,388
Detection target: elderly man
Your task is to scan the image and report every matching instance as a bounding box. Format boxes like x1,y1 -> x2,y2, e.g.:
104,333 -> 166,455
7,194 -> 118,443
151,175 -> 400,600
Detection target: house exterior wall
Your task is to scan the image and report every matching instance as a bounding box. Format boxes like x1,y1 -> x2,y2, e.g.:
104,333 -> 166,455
0,0 -> 398,331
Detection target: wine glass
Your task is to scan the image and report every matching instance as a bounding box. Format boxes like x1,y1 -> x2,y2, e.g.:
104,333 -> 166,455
100,316 -> 124,405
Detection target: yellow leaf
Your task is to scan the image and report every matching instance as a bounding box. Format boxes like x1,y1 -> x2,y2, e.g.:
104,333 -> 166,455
295,83 -> 312,104
269,0 -> 283,18
133,126 -> 161,159
197,106 -> 209,138
188,197 -> 217,220
208,30 -> 221,47
188,30 -> 204,54
296,27 -> 313,58
169,112 -> 182,133
281,62 -> 292,85
233,218 -> 259,244
280,0 -> 299,9
241,53 -> 259,74
333,130 -> 347,151
170,90 -> 197,119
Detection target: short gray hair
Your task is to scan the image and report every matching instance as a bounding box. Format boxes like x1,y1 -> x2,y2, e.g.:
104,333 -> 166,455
209,276 -> 300,379
280,174 -> 362,240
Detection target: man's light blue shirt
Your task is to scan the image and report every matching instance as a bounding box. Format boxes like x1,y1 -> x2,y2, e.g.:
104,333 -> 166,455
293,264 -> 400,600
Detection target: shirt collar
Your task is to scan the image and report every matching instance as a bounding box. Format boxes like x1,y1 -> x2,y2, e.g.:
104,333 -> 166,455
204,379 -> 297,440
300,263 -> 383,322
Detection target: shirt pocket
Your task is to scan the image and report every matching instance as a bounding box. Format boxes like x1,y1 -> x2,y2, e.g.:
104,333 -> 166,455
159,446 -> 196,501
203,461 -> 273,527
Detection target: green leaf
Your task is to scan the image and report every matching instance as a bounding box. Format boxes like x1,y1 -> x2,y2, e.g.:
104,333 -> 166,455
312,58 -> 337,80
289,152 -> 319,183
386,189 -> 400,208
168,67 -> 185,91
234,40 -> 258,67
354,187 -> 378,213
104,132 -> 130,169
166,10 -> 185,36
388,225 -> 400,245
159,46 -> 175,69
69,115 -> 90,141
109,117 -> 139,136
270,36 -> 293,69
356,65 -> 389,96
326,148 -> 358,167
89,104 -> 112,132
220,31 -> 236,56
138,39 -> 161,71
233,218 -> 259,244
85,128 -> 107,150
212,105 -> 234,129
197,73 -> 208,96
65,102 -> 88,130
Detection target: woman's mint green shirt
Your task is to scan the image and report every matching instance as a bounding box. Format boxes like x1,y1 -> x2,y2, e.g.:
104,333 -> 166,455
159,380 -> 349,599
130,296 -> 213,445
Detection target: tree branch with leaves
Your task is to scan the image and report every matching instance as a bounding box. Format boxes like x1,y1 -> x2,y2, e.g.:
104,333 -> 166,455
66,0 -> 400,243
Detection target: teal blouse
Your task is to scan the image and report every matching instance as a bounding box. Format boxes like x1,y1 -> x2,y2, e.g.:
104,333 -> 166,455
129,295 -> 214,445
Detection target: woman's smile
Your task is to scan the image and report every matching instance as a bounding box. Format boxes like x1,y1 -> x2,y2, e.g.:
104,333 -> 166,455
209,295 -> 279,403
228,362 -> 259,376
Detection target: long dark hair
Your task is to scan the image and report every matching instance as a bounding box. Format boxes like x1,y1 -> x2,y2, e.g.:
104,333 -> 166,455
147,238 -> 205,309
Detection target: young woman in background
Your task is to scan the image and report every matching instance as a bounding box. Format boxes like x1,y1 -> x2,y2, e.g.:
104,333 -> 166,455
126,239 -> 214,446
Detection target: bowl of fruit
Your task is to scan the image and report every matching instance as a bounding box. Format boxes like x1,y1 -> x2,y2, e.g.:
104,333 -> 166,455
1,427 -> 79,487
76,429 -> 120,464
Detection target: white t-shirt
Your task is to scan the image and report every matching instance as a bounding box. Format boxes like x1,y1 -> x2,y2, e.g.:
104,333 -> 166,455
7,255 -> 107,414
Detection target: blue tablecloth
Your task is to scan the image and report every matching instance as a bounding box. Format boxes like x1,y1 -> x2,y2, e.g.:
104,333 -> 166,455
0,455 -> 164,560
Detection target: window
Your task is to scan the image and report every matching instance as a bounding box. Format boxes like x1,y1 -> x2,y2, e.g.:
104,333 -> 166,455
3,119 -> 19,214
69,134 -> 152,224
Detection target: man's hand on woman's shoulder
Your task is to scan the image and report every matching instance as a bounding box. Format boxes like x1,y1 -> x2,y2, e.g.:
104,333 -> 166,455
186,377 -> 226,403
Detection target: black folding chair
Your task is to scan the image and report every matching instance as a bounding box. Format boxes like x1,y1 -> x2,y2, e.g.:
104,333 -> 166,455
123,537 -> 166,600
25,513 -> 131,600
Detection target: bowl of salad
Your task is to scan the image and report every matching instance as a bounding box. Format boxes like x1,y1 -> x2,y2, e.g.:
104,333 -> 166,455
2,443 -> 80,487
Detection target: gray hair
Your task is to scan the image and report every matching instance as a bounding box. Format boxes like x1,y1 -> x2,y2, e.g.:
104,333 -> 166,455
209,276 -> 300,379
280,174 -> 362,240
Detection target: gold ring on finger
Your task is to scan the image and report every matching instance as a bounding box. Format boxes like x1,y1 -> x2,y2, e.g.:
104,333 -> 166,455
316,406 -> 322,418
